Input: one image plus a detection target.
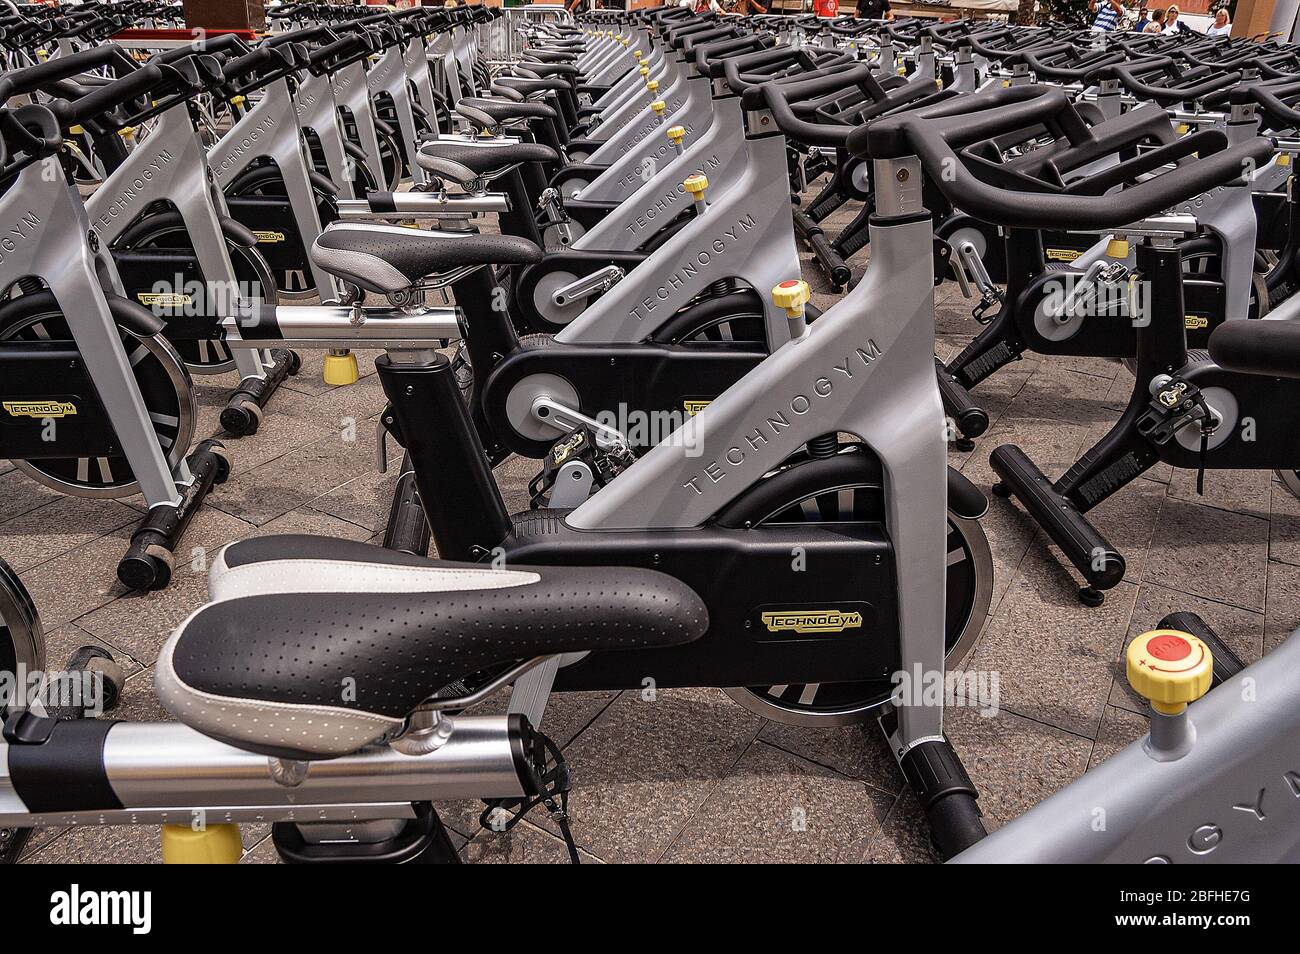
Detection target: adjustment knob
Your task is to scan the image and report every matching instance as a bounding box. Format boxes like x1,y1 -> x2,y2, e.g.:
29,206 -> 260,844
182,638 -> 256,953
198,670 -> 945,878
651,100 -> 666,116
772,279 -> 811,316
684,174 -> 709,201
647,79 -> 659,93
666,125 -> 685,144
639,65 -> 649,77
1126,629 -> 1214,715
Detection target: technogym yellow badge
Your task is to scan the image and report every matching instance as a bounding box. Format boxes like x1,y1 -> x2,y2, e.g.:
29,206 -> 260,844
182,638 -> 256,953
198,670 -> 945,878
683,400 -> 710,416
761,610 -> 864,635
253,230 -> 286,243
3,400 -> 77,418
137,292 -> 193,308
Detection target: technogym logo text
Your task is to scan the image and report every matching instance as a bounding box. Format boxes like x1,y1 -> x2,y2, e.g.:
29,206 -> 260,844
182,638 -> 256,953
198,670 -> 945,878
49,885 -> 152,934
3,400 -> 77,419
762,610 -> 863,634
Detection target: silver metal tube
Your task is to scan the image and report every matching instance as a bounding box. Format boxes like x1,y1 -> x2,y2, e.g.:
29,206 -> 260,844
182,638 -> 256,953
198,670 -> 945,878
224,306 -> 462,349
0,716 -> 528,827
336,194 -> 511,217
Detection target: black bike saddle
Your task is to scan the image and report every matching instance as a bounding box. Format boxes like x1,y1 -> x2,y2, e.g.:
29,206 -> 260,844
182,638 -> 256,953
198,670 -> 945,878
157,536 -> 707,760
311,223 -> 542,295
459,96 -> 557,121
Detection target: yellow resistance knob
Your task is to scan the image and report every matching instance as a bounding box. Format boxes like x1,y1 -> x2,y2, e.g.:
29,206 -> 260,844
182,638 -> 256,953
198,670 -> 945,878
647,79 -> 659,93
1106,238 -> 1130,259
323,350 -> 360,386
651,100 -> 666,115
639,65 -> 650,77
772,279 -> 811,316
1126,629 -> 1214,715
634,50 -> 643,60
161,823 -> 242,864
667,125 -> 685,144
684,174 -> 709,200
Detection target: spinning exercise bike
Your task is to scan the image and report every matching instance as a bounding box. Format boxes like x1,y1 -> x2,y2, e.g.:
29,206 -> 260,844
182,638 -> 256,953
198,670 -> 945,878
0,95 -> 229,590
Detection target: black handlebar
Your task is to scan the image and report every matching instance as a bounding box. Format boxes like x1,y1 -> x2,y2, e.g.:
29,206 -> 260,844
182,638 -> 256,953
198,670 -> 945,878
860,85 -> 1276,231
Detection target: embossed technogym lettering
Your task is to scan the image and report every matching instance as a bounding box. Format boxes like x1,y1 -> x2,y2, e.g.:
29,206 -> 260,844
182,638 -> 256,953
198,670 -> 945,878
622,152 -> 721,232
216,115 -> 277,173
90,150 -> 174,229
628,213 -> 757,322
0,209 -> 42,266
680,340 -> 884,497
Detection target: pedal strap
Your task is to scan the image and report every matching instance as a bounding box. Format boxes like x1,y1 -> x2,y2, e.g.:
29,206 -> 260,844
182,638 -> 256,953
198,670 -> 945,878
479,730 -> 580,864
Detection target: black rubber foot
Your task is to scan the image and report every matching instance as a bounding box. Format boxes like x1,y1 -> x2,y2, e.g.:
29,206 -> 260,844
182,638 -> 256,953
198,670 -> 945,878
219,349 -> 299,436
117,548 -> 174,591
954,438 -> 976,453
118,440 -> 227,590
219,398 -> 262,437
991,481 -> 1011,498
1079,586 -> 1105,607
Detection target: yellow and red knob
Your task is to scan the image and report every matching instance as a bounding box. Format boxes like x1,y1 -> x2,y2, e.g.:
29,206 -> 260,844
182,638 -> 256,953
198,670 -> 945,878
772,279 -> 811,316
1126,629 -> 1214,715
684,174 -> 709,202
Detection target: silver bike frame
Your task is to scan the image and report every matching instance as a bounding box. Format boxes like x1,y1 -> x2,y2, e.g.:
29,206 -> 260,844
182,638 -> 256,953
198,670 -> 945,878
211,77 -> 340,301
567,154 -> 949,752
367,39 -> 429,186
2,156 -> 189,507
555,115 -> 799,345
575,74 -> 747,249
87,102 -> 273,381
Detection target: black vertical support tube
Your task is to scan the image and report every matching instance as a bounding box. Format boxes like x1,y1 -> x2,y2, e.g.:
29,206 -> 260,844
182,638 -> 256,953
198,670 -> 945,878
500,168 -> 544,246
376,353 -> 511,561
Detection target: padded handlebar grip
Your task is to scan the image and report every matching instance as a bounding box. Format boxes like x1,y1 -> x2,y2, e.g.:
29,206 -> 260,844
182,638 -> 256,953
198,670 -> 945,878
0,44 -> 135,101
1209,319 -> 1300,381
67,64 -> 164,126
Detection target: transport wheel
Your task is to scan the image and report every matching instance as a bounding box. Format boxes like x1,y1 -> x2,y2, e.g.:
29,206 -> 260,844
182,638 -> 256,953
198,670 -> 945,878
62,646 -> 126,714
0,300 -> 196,497
116,222 -> 280,373
0,558 -> 44,866
726,504 -> 993,727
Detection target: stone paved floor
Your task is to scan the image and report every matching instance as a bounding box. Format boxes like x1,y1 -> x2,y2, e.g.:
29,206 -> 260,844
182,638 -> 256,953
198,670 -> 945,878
6,195 -> 1297,864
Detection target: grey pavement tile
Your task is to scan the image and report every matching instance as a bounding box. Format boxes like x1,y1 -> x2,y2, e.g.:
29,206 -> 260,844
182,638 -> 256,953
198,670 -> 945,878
660,741 -> 887,863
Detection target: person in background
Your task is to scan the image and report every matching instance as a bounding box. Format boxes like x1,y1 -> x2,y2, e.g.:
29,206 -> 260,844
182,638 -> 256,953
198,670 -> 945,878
1132,1 -> 1151,30
1089,0 -> 1124,31
856,0 -> 894,19
1206,7 -> 1231,36
1163,5 -> 1189,32
1143,7 -> 1166,30
731,0 -> 769,14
